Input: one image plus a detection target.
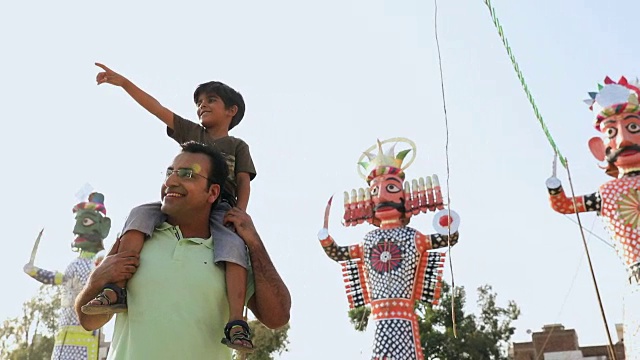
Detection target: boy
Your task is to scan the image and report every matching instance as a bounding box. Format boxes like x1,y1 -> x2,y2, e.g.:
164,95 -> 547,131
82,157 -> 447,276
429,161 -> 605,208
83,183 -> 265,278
81,63 -> 256,352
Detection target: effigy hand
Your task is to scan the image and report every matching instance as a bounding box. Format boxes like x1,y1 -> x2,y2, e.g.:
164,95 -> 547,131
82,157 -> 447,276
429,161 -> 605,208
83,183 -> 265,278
95,63 -> 128,87
23,263 -> 37,276
432,208 -> 460,235
545,176 -> 562,190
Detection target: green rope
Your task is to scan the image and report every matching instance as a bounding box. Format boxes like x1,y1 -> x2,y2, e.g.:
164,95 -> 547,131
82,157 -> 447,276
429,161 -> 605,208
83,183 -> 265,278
482,0 -> 567,168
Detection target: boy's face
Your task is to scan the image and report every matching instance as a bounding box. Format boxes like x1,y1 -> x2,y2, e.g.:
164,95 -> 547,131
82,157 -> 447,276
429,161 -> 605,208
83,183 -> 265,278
196,93 -> 235,129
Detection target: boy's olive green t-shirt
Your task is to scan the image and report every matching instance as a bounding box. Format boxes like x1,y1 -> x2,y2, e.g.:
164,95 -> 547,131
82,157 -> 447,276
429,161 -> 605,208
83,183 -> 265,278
168,114 -> 257,201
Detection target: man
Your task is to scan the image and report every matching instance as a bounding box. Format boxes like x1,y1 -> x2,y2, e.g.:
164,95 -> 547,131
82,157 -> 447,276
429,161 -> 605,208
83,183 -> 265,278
75,141 -> 290,359
546,76 -> 640,358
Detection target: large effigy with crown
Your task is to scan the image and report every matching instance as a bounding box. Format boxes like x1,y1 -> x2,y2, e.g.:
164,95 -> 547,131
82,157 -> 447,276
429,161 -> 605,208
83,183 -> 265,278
317,137 -> 461,360
545,76 -> 640,358
23,192 -> 111,360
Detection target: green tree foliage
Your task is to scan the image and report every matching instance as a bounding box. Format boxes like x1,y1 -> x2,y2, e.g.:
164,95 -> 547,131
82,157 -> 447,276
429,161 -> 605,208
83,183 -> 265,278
234,320 -> 290,360
348,281 -> 520,360
0,285 -> 61,360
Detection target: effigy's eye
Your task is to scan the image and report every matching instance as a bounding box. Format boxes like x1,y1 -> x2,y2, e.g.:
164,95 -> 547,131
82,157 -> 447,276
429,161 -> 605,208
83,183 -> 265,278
386,184 -> 401,193
627,123 -> 640,133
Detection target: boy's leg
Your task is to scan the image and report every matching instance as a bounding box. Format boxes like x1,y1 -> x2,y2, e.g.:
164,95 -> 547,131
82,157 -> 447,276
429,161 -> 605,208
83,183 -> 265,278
81,202 -> 165,314
225,262 -> 250,348
84,230 -> 145,306
211,202 -> 253,351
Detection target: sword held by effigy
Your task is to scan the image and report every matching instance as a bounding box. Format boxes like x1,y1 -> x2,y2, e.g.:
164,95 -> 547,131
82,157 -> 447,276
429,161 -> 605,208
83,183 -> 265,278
29,228 -> 44,264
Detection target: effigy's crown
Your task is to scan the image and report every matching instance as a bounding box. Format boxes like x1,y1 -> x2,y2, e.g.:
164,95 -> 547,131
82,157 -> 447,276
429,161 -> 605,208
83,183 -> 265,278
584,76 -> 640,130
358,138 -> 416,184
72,192 -> 107,215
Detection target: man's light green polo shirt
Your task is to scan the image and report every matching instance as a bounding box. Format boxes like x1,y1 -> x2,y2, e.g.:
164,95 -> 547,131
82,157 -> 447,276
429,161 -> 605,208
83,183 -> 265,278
107,222 -> 254,360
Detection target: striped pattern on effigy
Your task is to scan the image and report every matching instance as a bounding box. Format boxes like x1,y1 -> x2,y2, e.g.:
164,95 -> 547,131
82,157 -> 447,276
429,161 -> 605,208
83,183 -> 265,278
341,258 -> 371,309
414,251 -> 446,305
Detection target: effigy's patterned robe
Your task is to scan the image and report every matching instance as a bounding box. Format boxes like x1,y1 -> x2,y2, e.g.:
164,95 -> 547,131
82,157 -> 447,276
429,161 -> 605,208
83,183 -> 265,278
323,226 -> 447,360
32,255 -> 99,360
550,174 -> 640,358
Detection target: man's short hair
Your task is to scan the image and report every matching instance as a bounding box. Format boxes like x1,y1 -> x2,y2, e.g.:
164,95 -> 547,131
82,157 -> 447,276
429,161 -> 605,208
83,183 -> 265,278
193,81 -> 245,130
180,141 -> 228,194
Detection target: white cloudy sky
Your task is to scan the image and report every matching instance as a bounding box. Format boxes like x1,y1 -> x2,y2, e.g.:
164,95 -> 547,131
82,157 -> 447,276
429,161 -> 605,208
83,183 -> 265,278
1,0 -> 638,358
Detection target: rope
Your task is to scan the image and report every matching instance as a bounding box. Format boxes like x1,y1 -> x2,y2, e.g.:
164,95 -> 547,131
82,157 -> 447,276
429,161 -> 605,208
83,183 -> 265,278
562,215 -> 614,250
565,162 -> 617,360
483,1 -> 616,357
433,0 -> 457,338
482,0 -> 567,168
484,0 -> 617,360
534,217 -> 594,360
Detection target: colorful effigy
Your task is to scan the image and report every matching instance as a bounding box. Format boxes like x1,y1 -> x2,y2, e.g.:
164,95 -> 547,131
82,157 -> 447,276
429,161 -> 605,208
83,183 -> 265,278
317,138 -> 460,360
545,76 -> 640,358
23,192 -> 111,360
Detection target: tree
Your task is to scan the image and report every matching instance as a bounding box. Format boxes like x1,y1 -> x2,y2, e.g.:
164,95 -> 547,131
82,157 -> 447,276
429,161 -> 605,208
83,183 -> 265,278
348,281 -> 520,360
0,285 -> 61,360
234,320 -> 290,360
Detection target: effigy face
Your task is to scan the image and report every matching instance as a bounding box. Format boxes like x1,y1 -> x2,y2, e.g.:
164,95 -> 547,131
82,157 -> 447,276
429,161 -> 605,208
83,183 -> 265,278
589,112 -> 640,170
370,173 -> 406,223
71,193 -> 111,253
72,207 -> 110,252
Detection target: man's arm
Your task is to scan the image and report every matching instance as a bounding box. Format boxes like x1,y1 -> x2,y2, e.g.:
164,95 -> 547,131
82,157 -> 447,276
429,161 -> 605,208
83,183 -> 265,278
75,240 -> 140,330
95,63 -> 175,128
224,207 -> 291,329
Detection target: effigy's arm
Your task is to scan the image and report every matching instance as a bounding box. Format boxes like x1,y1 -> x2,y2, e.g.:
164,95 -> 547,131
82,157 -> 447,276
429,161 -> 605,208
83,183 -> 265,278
428,232 -> 459,250
413,231 -> 451,305
317,234 -> 370,308
23,263 -> 64,285
545,177 -> 601,214
318,229 -> 362,262
318,196 -> 363,262
318,197 -> 370,307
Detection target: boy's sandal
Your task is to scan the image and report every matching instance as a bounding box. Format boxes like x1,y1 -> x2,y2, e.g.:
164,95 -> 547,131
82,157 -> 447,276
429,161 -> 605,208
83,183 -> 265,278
80,283 -> 128,315
221,319 -> 254,353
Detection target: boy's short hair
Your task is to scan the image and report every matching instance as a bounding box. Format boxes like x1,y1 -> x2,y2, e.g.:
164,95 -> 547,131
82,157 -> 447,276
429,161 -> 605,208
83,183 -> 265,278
193,81 -> 245,130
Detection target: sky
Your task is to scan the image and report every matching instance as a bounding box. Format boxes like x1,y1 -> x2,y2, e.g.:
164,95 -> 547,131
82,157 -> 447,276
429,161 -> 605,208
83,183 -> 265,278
1,0 -> 638,358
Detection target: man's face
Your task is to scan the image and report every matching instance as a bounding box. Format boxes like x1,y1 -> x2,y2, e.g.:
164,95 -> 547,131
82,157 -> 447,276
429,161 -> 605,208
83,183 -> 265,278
369,174 -> 405,222
72,209 -> 110,252
160,152 -> 219,218
196,93 -> 234,129
598,113 -> 640,168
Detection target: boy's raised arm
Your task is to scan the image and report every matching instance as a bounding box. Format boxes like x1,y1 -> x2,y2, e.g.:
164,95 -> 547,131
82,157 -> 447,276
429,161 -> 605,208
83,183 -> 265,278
95,62 -> 175,129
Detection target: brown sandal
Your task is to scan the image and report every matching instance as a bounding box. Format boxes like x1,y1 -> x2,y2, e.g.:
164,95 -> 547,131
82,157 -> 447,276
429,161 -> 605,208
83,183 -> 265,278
221,320 -> 254,353
81,284 -> 128,315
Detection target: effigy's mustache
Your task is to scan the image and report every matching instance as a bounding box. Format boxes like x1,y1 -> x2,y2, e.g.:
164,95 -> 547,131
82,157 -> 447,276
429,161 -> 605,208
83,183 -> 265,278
374,200 -> 405,212
606,145 -> 640,163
